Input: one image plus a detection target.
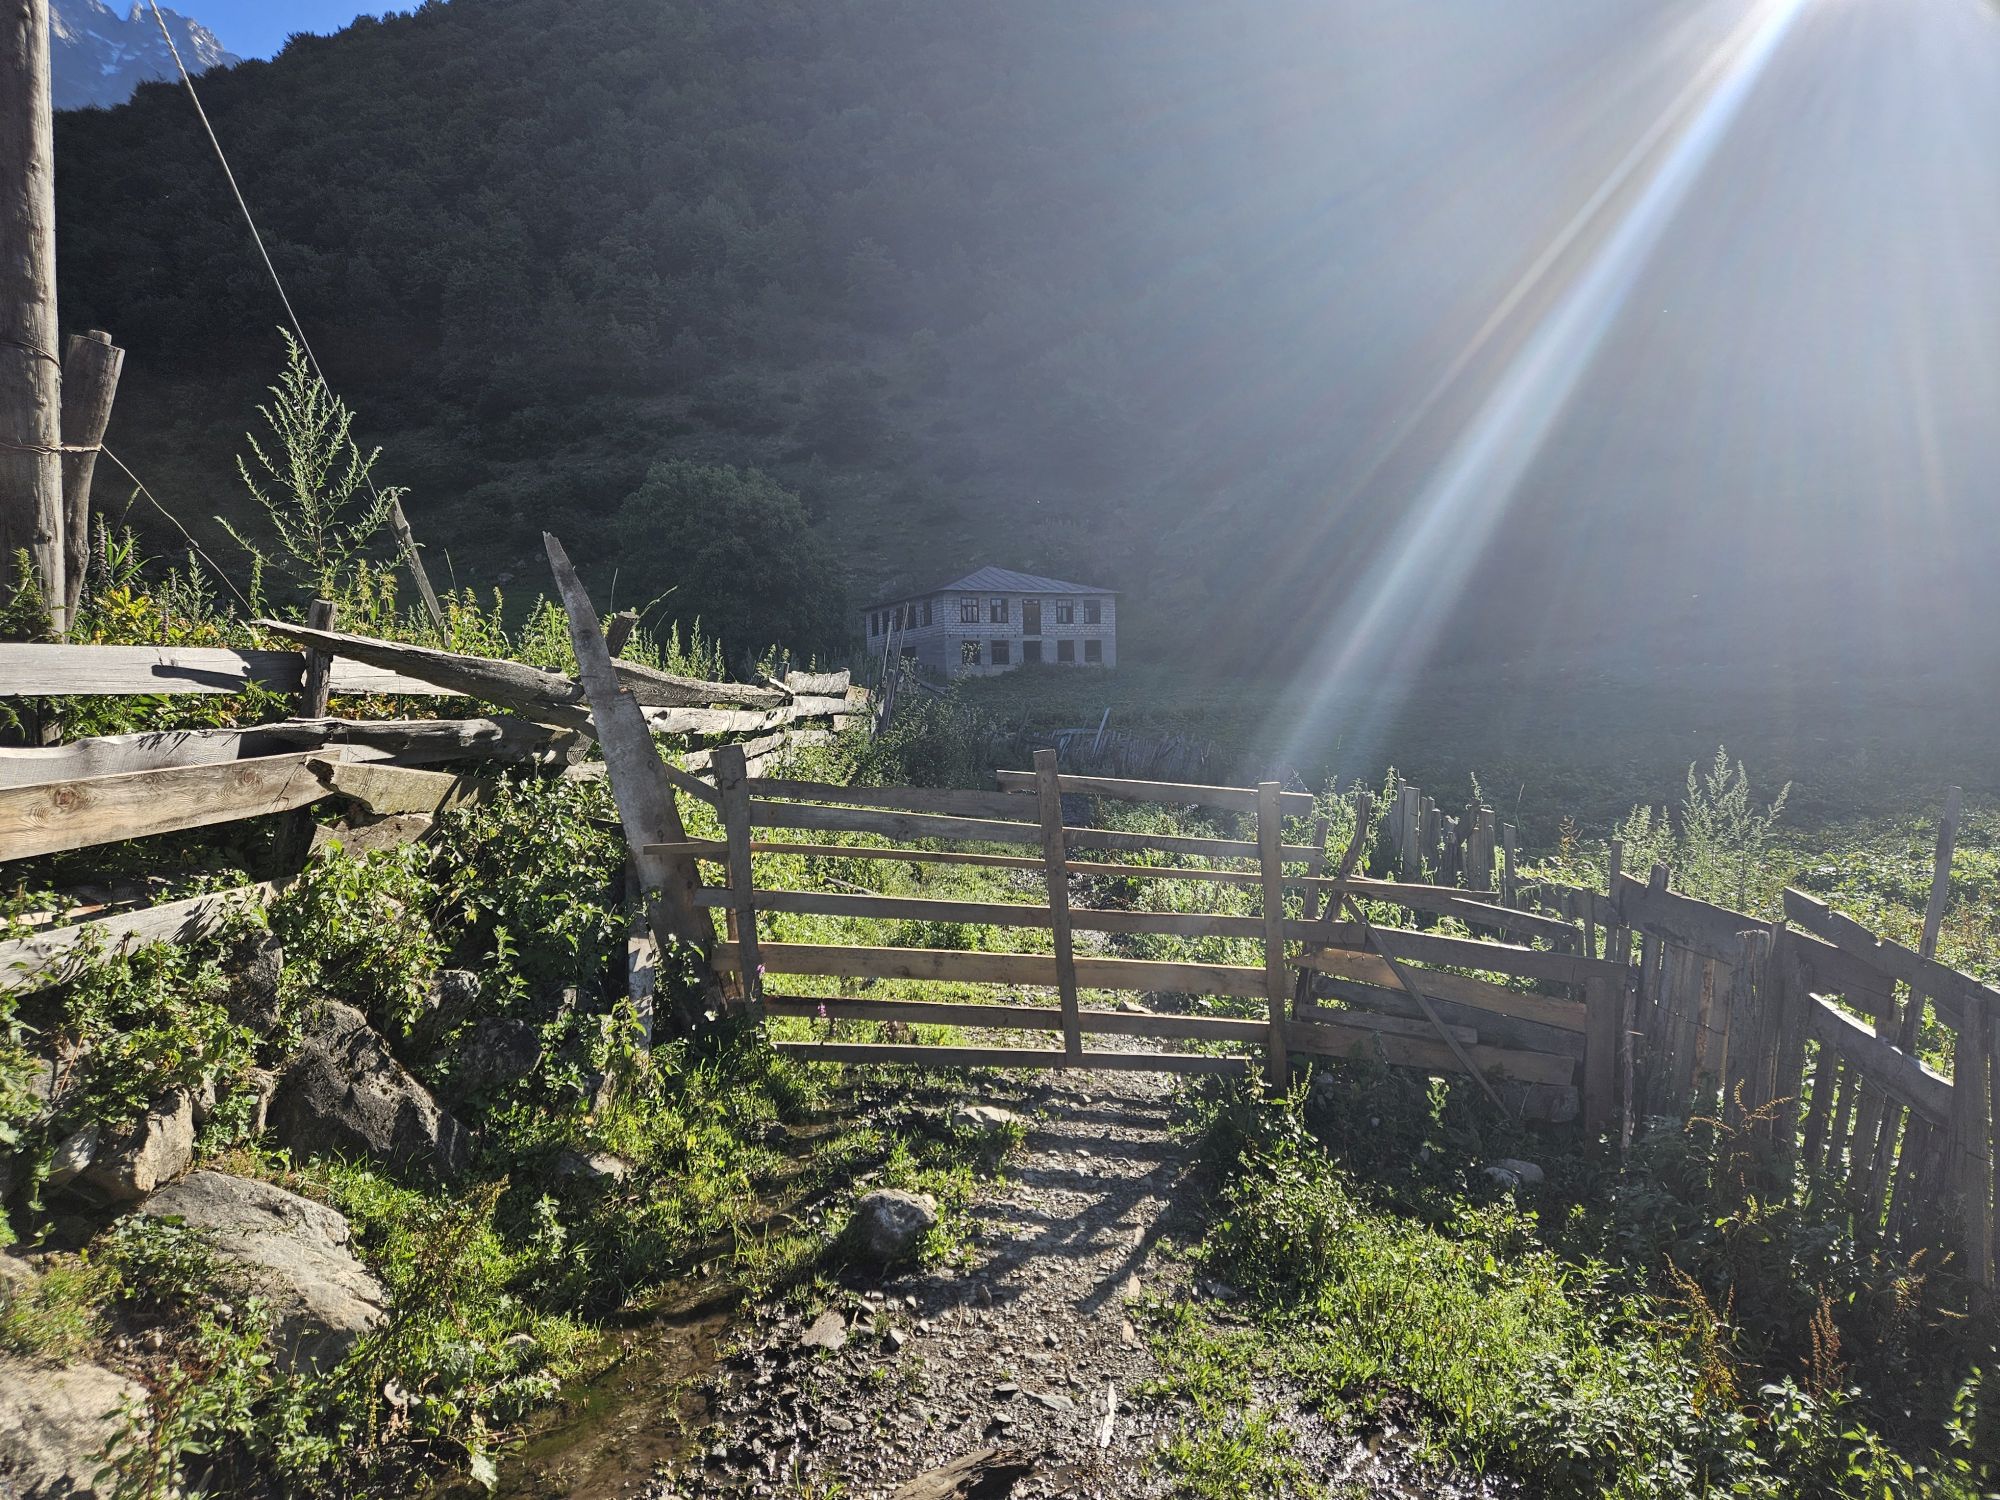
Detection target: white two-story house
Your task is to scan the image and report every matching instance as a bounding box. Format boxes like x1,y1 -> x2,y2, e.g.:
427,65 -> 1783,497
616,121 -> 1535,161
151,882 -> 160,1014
861,567 -> 1118,678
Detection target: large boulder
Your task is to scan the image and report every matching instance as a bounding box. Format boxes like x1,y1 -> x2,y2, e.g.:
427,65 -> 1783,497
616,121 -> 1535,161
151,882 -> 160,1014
445,1017 -> 543,1099
270,1003 -> 472,1178
0,1354 -> 146,1498
851,1189 -> 938,1264
78,1094 -> 195,1204
140,1170 -> 387,1374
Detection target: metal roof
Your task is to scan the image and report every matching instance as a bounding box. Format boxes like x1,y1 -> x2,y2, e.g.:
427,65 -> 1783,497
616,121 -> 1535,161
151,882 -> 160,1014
865,566 -> 1117,608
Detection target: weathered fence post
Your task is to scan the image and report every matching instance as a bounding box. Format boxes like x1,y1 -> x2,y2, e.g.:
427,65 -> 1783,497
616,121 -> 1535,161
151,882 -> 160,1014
1257,780 -> 1291,1088
58,330 -> 122,621
1583,973 -> 1619,1136
272,598 -> 336,871
1033,749 -> 1082,1065
713,743 -> 761,1016
1950,1001 -> 1992,1289
1501,822 -> 1518,907
1920,785 -> 1962,961
388,496 -> 446,634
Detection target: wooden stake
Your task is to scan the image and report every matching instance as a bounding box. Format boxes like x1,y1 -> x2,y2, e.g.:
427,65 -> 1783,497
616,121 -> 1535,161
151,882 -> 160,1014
1034,749 -> 1082,1064
0,0 -> 63,630
602,610 -> 638,657
1257,781 -> 1291,1087
389,495 -> 446,633
273,598 -> 335,871
1920,785 -> 1962,961
57,330 -> 121,619
714,743 -> 761,1017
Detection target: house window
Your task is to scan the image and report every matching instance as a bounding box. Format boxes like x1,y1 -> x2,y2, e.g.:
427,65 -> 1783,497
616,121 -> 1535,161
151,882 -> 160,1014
1022,640 -> 1042,664
989,597 -> 1009,624
921,601 -> 933,627
991,641 -> 1011,666
1057,639 -> 1076,663
1084,639 -> 1102,663
960,639 -> 981,666
959,597 -> 979,624
1083,599 -> 1103,624
1055,600 -> 1075,625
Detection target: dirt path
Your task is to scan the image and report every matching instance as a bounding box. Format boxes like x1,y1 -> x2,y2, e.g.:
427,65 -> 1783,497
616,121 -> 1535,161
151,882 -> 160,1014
652,1068 -> 1203,1498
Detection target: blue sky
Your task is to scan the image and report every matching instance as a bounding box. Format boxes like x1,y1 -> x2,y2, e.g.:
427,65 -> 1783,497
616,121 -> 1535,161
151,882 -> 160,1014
189,3 -> 394,61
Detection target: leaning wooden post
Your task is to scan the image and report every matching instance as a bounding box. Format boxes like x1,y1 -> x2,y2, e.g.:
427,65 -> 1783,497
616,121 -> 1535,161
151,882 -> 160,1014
1501,822 -> 1518,907
1033,749 -> 1082,1065
1920,785 -> 1963,961
713,743 -> 761,1018
389,496 -> 447,634
0,0 -> 65,632
544,532 -> 715,1037
1257,780 -> 1291,1088
1954,1003 -> 1994,1292
57,330 -> 122,620
602,610 -> 638,658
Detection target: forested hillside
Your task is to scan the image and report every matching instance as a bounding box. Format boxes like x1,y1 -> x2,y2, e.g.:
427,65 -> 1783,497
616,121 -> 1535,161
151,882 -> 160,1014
51,0 -> 2000,676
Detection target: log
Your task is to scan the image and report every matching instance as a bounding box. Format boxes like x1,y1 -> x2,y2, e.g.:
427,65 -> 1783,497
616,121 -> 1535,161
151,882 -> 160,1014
782,669 -> 851,697
0,881 -> 278,989
254,619 -> 786,720
887,1447 -> 1037,1500
0,642 -> 439,698
0,751 -> 337,861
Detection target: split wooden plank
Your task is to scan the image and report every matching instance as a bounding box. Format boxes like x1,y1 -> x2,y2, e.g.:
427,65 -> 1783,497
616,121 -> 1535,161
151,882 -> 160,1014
0,642 -> 442,698
1805,993 -> 1954,1125
1311,976 -> 1583,1057
0,751 -> 338,862
763,994 -> 1268,1041
994,770 -> 1314,818
1613,873 -> 1763,966
311,813 -> 434,859
1783,887 -> 1992,1025
1297,947 -> 1589,1031
0,881 -> 280,989
1582,975 -> 1620,1134
713,940 -> 1267,999
748,799 -> 1320,862
772,1040 -> 1253,1075
1293,1001 -> 1478,1046
1289,1014 -> 1575,1087
1920,786 -> 1963,961
781,670 -> 851,698
644,697 -> 849,736
691,884 -> 1277,941
746,777 -> 1026,820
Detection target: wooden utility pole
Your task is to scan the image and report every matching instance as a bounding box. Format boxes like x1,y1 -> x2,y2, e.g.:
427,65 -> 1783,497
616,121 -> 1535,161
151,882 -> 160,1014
1,0 -> 64,633
59,330 -> 122,617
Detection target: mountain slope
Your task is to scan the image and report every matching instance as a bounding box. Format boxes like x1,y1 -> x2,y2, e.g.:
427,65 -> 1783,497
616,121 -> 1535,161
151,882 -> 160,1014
50,0 -> 237,111
49,0 -> 2000,679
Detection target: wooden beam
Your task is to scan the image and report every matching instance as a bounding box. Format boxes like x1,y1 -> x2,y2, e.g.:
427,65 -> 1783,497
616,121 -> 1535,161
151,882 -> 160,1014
763,994 -> 1269,1041
0,881 -> 279,989
748,799 -> 1319,861
0,642 -> 449,698
1805,991 -> 1954,1126
312,759 -> 479,817
387,495 -> 446,632
715,743 -> 761,1015
770,1041 -> 1253,1076
1782,887 -> 1992,1022
995,770 -> 1315,818
0,751 -> 335,861
745,777 -> 1025,819
1307,923 -> 1619,986
689,885 -> 1274,940
714,940 -> 1267,998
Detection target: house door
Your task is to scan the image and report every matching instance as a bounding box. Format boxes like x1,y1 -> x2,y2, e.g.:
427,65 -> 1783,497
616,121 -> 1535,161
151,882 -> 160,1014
1022,600 -> 1041,635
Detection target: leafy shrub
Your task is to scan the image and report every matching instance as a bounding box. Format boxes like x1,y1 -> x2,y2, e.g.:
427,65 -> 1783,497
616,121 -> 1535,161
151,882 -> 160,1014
269,844 -> 442,1038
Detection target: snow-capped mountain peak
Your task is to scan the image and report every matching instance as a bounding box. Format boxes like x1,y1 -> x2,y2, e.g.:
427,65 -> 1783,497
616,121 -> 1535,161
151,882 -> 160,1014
49,1 -> 239,111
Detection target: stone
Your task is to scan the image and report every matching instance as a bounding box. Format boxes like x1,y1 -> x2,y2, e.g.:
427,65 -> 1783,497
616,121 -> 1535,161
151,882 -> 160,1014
79,1093 -> 195,1204
851,1189 -> 938,1264
950,1104 -> 1021,1134
0,1354 -> 146,1499
270,1002 -> 472,1178
139,1170 -> 388,1374
0,1252 -> 34,1305
1484,1158 -> 1545,1189
551,1150 -> 631,1189
44,1123 -> 98,1189
800,1310 -> 847,1351
446,1017 -> 543,1098
225,932 -> 286,1031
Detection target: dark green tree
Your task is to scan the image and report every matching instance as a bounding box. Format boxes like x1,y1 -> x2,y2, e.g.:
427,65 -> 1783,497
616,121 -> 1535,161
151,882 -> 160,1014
610,461 -> 847,657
